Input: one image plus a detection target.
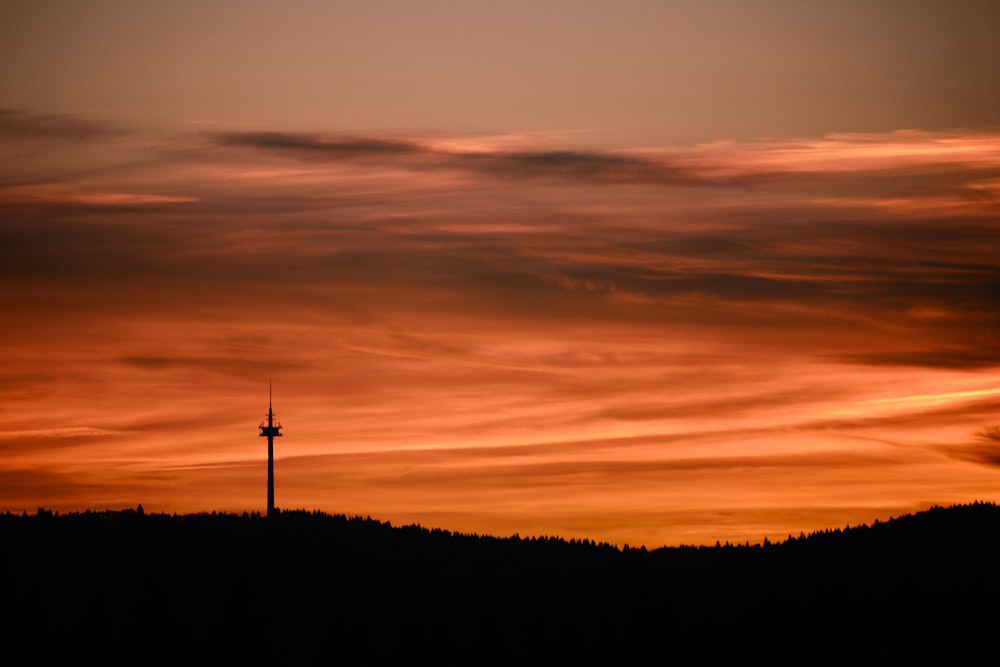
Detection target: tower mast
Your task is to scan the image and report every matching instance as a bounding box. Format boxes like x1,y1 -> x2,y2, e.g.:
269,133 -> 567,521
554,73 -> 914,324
259,381 -> 282,518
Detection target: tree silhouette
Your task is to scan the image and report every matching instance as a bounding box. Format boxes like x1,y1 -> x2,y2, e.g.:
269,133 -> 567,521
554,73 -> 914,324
2,502 -> 1000,662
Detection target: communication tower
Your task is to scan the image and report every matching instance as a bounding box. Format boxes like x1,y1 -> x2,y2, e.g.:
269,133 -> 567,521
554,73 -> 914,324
259,383 -> 282,518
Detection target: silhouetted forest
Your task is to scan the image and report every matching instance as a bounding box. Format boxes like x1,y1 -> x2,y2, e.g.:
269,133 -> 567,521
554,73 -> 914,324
3,502 -> 998,664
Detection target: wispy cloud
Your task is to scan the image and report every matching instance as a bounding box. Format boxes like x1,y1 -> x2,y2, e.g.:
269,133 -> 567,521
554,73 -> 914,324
0,183 -> 196,207
0,108 -> 125,141
211,129 -> 783,186
210,127 -> 1000,191
942,426 -> 1000,468
216,131 -> 423,157
835,346 -> 1000,370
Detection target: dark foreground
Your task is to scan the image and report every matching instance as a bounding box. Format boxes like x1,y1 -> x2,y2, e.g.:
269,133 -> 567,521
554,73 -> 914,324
3,502 -> 999,663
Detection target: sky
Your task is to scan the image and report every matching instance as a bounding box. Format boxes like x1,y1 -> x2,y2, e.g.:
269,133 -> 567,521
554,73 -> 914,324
2,0 -> 999,547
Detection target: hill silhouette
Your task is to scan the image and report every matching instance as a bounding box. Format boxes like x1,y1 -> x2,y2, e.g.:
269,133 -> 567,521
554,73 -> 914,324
3,502 -> 998,663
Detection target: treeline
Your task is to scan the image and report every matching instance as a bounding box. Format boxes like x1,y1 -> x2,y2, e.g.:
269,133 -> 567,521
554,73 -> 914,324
2,502 -> 999,663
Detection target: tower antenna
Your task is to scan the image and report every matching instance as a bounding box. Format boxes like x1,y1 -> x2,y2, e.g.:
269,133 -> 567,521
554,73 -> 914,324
259,381 -> 282,518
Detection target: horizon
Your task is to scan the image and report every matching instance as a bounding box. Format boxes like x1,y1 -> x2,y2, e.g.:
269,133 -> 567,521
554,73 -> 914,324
18,500 -> 999,550
2,1 -> 999,548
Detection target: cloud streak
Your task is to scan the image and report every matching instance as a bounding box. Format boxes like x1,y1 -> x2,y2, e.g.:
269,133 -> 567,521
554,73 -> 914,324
211,127 -> 1000,191
212,129 -> 791,187
945,426 -> 1000,467
0,108 -> 125,142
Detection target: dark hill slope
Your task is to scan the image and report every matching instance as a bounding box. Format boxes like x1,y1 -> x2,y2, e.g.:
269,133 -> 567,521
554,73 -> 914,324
2,502 -> 999,663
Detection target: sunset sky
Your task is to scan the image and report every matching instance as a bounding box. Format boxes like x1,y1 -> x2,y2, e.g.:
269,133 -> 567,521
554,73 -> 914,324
2,0 -> 999,547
